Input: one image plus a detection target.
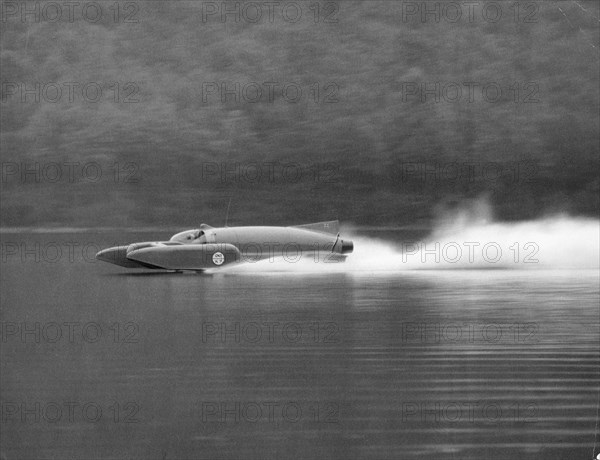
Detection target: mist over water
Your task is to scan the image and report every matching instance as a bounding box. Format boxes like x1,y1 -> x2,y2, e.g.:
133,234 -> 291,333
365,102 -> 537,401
222,202 -> 600,274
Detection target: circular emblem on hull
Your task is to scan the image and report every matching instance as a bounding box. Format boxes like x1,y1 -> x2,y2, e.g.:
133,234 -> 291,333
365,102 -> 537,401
212,252 -> 225,266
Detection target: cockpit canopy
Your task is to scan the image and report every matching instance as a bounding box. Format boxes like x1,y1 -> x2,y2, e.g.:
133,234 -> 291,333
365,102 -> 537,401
169,229 -> 206,244
169,224 -> 213,244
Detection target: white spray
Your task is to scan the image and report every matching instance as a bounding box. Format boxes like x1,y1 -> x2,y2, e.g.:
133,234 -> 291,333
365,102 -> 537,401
221,199 -> 599,273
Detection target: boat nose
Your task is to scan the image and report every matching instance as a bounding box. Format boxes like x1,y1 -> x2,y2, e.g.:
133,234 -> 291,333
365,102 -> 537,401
96,245 -> 136,267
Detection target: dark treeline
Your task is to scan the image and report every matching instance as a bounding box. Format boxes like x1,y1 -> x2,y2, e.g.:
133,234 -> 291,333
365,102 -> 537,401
1,1 -> 598,228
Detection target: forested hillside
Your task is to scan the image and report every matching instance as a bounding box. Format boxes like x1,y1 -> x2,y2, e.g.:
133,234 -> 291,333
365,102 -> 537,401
1,1 -> 598,228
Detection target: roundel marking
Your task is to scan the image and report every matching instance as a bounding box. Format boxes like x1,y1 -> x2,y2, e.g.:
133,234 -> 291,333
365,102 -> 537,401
212,251 -> 225,266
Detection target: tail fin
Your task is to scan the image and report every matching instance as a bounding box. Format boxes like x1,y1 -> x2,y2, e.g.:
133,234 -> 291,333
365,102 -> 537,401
290,220 -> 339,235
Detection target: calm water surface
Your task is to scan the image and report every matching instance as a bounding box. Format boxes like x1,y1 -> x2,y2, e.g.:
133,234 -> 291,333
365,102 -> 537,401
1,233 -> 598,460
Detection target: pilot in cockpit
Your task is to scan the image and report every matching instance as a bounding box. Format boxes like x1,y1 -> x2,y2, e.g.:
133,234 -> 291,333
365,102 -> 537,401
169,229 -> 207,244
193,230 -> 207,243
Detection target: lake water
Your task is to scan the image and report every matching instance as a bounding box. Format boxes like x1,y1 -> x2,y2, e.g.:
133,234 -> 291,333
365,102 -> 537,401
1,232 -> 598,460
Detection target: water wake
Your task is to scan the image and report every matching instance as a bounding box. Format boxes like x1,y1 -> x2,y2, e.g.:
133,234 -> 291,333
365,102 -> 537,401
349,215 -> 599,271
221,204 -> 599,273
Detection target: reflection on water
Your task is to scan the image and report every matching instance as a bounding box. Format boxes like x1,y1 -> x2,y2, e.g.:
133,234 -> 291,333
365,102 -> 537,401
1,233 -> 598,460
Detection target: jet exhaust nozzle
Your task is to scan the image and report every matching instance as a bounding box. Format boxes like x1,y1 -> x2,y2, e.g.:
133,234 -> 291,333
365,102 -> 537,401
341,240 -> 354,254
